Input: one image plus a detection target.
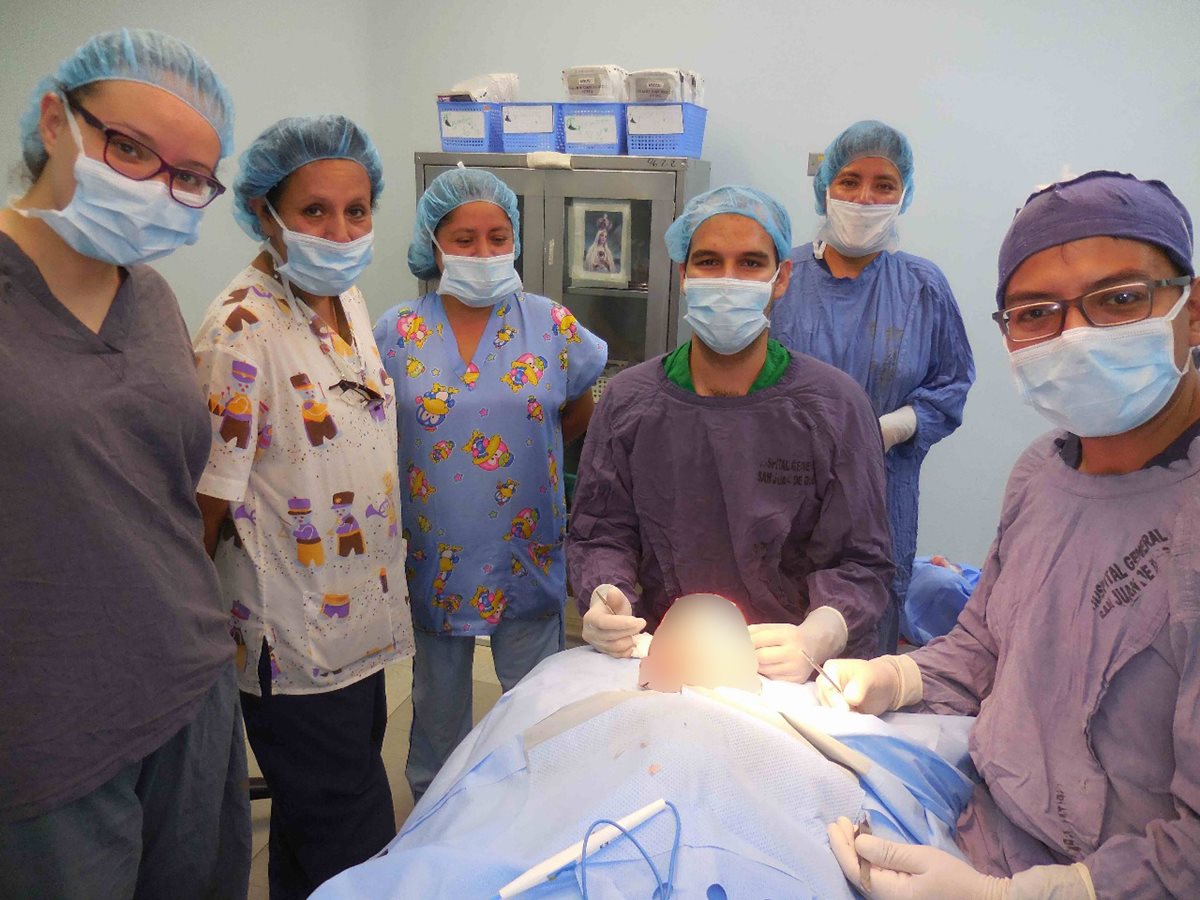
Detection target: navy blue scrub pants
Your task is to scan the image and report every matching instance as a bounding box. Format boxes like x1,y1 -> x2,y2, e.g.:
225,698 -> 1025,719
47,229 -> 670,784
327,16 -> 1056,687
241,644 -> 395,900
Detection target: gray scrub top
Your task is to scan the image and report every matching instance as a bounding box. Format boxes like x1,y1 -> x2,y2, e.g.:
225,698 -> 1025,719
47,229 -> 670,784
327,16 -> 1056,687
910,429 -> 1200,899
567,350 -> 894,658
0,234 -> 231,822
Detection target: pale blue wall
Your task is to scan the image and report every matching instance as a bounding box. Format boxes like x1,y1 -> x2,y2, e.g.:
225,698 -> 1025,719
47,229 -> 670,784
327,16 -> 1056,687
3,0 -> 1198,565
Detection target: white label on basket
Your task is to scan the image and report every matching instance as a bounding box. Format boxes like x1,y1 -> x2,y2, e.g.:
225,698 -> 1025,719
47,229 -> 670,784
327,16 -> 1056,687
627,105 -> 684,135
564,114 -> 617,145
441,110 -> 485,139
503,106 -> 554,134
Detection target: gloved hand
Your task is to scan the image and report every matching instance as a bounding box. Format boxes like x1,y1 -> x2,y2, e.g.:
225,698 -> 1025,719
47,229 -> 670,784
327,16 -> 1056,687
581,584 -> 646,658
879,405 -> 917,452
828,817 -> 1009,899
827,817 -> 1096,900
748,606 -> 847,682
814,655 -> 923,714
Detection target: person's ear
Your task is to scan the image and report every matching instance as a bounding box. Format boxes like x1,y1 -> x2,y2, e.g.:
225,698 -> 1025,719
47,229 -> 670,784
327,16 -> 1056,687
38,93 -> 71,160
1187,276 -> 1200,348
771,258 -> 793,301
251,198 -> 279,239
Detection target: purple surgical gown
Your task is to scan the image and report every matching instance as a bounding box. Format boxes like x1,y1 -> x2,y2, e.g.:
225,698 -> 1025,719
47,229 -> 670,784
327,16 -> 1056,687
567,350 -> 893,659
909,431 -> 1200,899
772,245 -> 975,609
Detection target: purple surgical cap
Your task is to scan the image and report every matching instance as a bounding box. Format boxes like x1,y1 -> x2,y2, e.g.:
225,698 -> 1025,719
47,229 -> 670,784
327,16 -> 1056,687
996,170 -> 1194,308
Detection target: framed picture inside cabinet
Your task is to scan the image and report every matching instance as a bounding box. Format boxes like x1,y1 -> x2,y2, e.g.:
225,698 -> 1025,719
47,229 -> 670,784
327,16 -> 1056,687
569,199 -> 632,288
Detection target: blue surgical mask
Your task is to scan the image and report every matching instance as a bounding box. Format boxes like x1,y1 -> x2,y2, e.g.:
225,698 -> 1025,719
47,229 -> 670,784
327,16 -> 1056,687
1009,286 -> 1193,437
15,101 -> 204,266
433,235 -> 522,308
683,270 -> 778,355
267,202 -> 374,297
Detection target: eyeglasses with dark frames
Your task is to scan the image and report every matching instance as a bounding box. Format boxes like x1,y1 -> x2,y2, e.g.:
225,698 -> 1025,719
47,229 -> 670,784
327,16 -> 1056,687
64,93 -> 225,209
329,379 -> 385,412
993,276 -> 1192,343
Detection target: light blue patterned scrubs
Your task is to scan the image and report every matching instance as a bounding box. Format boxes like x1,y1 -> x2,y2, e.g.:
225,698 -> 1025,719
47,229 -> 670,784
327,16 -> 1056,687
375,290 -> 606,636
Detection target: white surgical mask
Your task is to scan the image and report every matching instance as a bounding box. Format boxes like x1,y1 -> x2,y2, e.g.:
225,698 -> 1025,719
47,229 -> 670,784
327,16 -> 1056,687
15,100 -> 204,266
267,202 -> 374,297
433,235 -> 522,308
1008,286 -> 1193,437
816,188 -> 903,259
683,269 -> 778,355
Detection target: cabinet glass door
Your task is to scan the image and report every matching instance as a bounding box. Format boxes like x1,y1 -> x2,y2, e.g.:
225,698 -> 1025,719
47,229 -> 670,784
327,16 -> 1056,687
544,170 -> 677,370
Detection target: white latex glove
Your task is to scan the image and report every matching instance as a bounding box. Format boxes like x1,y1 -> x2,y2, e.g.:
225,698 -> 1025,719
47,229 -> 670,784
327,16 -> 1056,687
581,584 -> 646,658
827,817 -> 1096,900
814,655 -> 923,714
879,405 -> 917,452
748,606 -> 847,682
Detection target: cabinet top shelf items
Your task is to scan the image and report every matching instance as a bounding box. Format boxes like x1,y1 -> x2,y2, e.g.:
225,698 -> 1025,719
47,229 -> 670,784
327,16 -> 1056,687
414,152 -> 709,175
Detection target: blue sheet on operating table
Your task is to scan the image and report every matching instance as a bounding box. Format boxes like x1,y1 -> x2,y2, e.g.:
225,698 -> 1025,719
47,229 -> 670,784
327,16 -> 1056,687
312,648 -> 976,899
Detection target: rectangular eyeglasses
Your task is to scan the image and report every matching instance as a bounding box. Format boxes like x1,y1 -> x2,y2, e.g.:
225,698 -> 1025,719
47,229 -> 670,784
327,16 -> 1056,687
66,93 -> 225,209
993,276 -> 1192,342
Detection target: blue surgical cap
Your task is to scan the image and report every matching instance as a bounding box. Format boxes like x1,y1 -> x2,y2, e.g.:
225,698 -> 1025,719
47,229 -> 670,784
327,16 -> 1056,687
408,168 -> 522,279
233,115 -> 385,240
996,170 -> 1195,308
813,120 -> 914,215
665,185 -> 792,265
20,28 -> 234,177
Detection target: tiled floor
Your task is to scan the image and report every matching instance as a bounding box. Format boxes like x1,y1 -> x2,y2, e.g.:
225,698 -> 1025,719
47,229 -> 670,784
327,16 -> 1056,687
245,645 -> 503,899
247,604 -> 583,898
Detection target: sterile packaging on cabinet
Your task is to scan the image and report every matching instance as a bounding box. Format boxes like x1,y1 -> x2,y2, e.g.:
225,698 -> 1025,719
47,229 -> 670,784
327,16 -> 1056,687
440,72 -> 520,103
562,65 -> 629,102
626,69 -> 687,102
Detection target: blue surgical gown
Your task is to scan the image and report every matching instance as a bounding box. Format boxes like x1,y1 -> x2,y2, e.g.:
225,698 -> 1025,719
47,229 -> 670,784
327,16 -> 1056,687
772,244 -> 975,618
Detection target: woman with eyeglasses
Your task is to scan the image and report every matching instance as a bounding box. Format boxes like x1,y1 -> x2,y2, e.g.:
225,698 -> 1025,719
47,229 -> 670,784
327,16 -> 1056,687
192,114 -> 413,899
0,29 -> 250,897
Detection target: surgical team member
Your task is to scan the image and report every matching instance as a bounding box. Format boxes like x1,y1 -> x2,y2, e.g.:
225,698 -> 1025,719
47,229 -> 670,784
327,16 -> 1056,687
821,171 -> 1200,900
773,121 -> 975,652
0,29 -> 250,897
569,186 -> 893,678
194,116 -> 413,899
375,168 -> 606,800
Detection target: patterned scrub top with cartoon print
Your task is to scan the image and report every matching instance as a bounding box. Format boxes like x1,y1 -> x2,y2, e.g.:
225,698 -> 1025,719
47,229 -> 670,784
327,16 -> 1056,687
374,291 -> 606,636
194,264 -> 414,696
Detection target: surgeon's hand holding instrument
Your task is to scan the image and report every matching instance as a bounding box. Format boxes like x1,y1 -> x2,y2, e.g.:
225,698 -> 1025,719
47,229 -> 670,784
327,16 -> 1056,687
827,815 -> 1096,900
582,583 -> 646,658
748,606 -> 847,683
797,646 -> 850,705
497,797 -> 679,898
814,655 -> 924,715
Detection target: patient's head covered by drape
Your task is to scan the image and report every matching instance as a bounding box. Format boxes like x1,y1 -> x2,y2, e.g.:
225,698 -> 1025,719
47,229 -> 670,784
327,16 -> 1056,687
639,593 -> 761,694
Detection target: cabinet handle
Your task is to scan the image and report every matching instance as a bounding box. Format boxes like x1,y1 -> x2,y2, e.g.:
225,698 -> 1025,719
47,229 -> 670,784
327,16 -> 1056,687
547,238 -> 556,268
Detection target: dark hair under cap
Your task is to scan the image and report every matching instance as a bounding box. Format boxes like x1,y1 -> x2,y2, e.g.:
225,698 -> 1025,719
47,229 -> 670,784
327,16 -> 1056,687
996,170 -> 1194,308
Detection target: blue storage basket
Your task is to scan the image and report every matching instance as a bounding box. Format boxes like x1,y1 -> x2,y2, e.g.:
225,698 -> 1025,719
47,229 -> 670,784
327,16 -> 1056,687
560,102 -> 626,155
499,103 -> 564,153
437,101 -> 502,152
626,102 -> 707,158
